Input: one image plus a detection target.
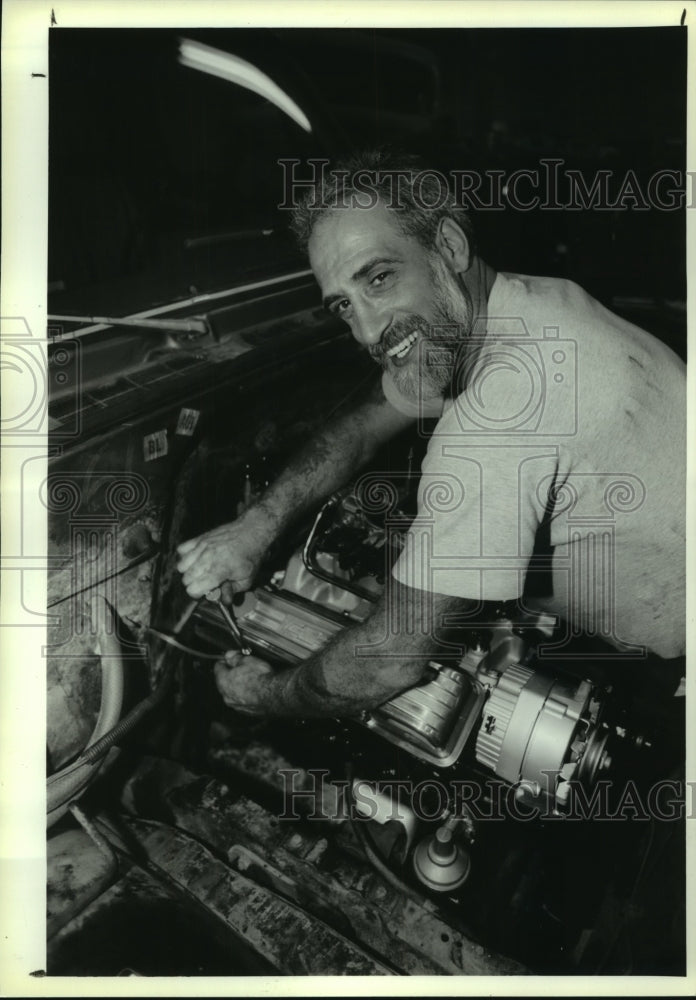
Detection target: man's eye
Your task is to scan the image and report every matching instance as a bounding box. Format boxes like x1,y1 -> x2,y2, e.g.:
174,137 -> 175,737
371,271 -> 391,286
330,299 -> 352,320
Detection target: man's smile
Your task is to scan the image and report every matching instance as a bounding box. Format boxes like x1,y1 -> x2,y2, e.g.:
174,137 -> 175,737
386,329 -> 420,364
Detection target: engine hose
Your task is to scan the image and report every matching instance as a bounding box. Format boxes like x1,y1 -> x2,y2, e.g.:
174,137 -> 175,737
146,625 -> 221,660
47,595 -> 125,827
79,663 -> 173,764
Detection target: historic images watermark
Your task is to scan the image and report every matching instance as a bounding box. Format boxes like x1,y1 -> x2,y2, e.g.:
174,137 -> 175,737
279,768 -> 693,824
279,158 -> 691,213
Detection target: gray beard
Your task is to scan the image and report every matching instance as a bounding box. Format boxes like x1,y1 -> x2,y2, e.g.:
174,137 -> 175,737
375,259 -> 474,403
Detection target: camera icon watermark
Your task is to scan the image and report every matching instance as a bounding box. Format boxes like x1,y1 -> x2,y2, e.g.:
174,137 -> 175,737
430,321 -> 578,437
0,317 -> 47,437
47,334 -> 83,439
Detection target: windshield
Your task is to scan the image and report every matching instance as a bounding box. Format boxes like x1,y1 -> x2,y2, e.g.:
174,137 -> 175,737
48,30 -> 323,306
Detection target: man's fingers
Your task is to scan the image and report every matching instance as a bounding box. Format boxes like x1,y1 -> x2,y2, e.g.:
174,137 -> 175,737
213,662 -> 226,694
183,575 -> 221,599
181,567 -> 240,599
176,543 -> 205,573
176,520 -> 260,597
214,657 -> 241,686
184,568 -> 252,597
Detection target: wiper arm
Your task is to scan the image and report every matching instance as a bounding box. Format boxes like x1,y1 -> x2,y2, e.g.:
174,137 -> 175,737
48,313 -> 210,336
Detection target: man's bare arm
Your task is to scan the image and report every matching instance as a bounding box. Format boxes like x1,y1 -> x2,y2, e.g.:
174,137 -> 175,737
264,375 -> 414,530
215,582 -> 477,717
177,377 -> 415,597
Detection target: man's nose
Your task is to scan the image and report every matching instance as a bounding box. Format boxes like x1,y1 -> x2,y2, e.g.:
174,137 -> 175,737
353,303 -> 392,349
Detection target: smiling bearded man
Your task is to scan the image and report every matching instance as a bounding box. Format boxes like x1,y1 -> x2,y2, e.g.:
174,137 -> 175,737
305,169 -> 487,408
361,250 -> 477,403
176,150 -> 685,717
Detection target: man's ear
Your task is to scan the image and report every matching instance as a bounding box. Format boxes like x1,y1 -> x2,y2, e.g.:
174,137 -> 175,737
435,217 -> 472,274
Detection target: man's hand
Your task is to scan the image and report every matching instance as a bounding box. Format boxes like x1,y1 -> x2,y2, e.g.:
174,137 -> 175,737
209,584 -> 477,718
214,651 -> 275,714
176,506 -> 278,598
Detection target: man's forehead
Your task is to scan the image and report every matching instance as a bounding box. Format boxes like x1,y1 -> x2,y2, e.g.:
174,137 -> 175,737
309,201 -> 410,255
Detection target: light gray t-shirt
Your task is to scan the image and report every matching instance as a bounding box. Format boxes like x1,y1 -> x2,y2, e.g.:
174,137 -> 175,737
386,272 -> 685,659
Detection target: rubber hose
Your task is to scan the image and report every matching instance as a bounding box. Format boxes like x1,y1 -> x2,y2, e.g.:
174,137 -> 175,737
47,595 -> 125,827
79,663 -> 173,764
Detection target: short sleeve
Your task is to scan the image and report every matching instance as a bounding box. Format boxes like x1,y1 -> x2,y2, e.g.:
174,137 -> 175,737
392,398 -> 559,601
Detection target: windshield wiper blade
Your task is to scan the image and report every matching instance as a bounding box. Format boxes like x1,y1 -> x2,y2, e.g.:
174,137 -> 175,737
48,313 -> 210,336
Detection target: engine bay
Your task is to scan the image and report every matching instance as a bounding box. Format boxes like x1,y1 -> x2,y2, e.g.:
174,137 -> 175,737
46,445 -> 686,977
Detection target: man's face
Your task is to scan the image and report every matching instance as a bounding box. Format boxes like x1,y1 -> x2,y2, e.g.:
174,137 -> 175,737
308,202 -> 474,402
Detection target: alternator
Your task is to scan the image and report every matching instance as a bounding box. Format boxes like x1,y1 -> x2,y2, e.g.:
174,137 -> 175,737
475,661 -> 600,809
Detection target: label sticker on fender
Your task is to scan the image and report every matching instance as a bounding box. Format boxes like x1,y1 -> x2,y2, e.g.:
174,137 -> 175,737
176,407 -> 200,436
143,430 -> 168,461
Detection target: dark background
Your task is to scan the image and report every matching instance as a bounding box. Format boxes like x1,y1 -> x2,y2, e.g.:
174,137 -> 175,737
48,26 -> 687,353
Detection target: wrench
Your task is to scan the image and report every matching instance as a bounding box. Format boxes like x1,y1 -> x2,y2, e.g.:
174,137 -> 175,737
205,586 -> 252,656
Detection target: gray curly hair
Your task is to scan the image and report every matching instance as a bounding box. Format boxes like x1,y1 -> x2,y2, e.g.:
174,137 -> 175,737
289,148 -> 476,257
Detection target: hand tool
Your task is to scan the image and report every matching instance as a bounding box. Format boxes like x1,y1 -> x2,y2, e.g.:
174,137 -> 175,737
206,586 -> 252,656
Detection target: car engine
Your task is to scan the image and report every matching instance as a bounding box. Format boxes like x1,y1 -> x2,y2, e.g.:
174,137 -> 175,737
172,471 -> 685,972
44,398 -> 686,980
